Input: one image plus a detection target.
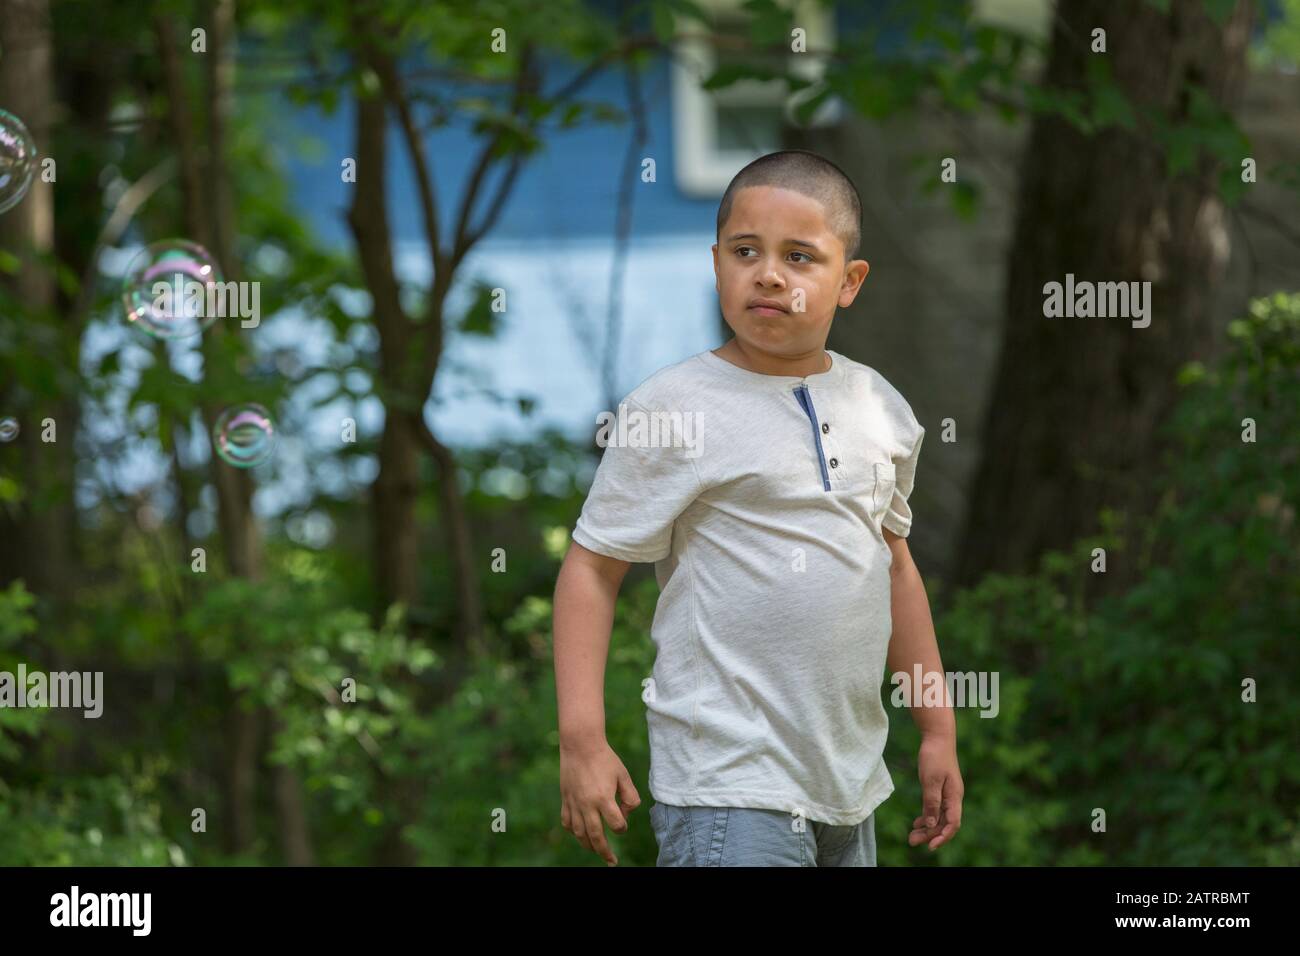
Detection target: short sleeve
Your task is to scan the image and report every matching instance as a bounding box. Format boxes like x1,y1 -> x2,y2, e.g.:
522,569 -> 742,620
571,398 -> 704,563
881,417 -> 924,538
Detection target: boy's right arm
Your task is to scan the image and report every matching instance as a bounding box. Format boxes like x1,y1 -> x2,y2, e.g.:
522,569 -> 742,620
553,539 -> 640,866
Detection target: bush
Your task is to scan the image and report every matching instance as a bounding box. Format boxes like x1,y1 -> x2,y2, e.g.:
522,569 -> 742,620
0,581 -> 180,865
882,293 -> 1300,865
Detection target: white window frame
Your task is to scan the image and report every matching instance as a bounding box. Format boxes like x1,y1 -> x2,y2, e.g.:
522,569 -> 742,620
670,0 -> 839,198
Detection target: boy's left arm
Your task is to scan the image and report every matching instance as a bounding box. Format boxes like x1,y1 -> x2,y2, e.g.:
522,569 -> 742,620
884,528 -> 964,851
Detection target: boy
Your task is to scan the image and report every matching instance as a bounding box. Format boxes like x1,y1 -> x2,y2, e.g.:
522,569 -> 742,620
553,149 -> 963,866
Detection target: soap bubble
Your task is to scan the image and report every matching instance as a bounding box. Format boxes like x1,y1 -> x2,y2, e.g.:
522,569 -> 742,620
0,110 -> 37,215
122,240 -> 222,339
0,416 -> 18,442
212,404 -> 275,468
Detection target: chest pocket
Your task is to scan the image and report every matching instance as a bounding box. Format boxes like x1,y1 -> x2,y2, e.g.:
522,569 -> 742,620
872,461 -> 897,524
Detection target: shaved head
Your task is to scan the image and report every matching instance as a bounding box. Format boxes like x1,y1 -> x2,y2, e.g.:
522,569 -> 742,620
716,149 -> 862,261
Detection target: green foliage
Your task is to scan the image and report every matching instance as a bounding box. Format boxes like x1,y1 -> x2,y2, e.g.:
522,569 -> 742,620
0,582 -> 179,865
0,582 -> 43,761
0,773 -> 182,867
879,565 -> 1093,866
1255,0 -> 1300,69
883,293 -> 1300,865
399,573 -> 663,865
695,0 -> 1279,216
178,550 -> 439,864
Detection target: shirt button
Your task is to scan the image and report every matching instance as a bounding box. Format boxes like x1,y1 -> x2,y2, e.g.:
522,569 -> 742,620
821,423 -> 829,434
829,458 -> 838,468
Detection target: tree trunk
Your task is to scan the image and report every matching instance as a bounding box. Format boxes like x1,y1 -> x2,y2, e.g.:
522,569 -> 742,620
267,709 -> 315,866
345,88 -> 424,614
418,413 -> 486,658
0,0 -> 73,601
158,4 -> 319,861
225,701 -> 260,855
953,0 -> 1254,593
347,35 -> 493,654
374,415 -> 423,610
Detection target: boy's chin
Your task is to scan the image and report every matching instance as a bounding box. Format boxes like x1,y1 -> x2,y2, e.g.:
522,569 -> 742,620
732,313 -> 785,330
735,324 -> 793,347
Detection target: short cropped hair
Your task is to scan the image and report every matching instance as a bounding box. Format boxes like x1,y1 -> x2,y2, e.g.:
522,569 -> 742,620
715,149 -> 862,262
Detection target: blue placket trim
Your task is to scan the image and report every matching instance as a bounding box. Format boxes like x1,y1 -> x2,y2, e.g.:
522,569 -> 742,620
793,384 -> 831,491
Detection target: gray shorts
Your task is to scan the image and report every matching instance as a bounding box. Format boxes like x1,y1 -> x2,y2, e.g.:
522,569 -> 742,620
648,802 -> 877,867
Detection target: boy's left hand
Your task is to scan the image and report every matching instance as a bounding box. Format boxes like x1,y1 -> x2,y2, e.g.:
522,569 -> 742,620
909,733 -> 964,851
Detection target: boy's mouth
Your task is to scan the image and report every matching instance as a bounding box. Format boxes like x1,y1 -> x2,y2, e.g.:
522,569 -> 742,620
748,298 -> 788,315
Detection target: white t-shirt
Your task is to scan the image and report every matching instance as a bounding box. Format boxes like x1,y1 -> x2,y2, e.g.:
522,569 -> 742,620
571,347 -> 924,825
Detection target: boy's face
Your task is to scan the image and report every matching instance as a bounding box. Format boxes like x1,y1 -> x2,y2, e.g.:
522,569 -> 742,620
712,185 -> 869,358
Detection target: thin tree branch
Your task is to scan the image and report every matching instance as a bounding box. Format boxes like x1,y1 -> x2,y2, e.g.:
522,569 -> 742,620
368,46 -> 444,285
70,157 -> 177,328
451,41 -> 538,265
1240,198 -> 1300,252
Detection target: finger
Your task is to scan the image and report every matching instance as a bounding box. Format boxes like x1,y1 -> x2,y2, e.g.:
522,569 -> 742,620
561,801 -> 571,830
600,797 -> 629,836
910,832 -> 940,847
911,815 -> 941,837
941,785 -> 964,832
584,808 -> 617,866
908,822 -> 940,846
931,795 -> 962,849
921,779 -> 943,829
570,809 -> 593,851
909,812 -> 945,847
616,771 -> 641,817
928,820 -> 959,850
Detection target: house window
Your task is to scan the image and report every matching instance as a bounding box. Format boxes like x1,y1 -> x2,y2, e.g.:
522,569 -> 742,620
671,0 -> 837,198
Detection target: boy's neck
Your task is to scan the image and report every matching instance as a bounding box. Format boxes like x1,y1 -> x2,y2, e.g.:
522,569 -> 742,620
713,339 -> 831,378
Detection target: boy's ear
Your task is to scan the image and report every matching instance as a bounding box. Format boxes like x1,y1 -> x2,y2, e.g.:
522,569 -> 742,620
839,258 -> 870,303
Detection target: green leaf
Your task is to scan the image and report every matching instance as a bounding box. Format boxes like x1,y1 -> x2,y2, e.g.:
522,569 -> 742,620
1089,72 -> 1137,131
55,262 -> 81,299
319,86 -> 340,116
650,0 -> 676,44
951,180 -> 980,221
791,87 -> 832,126
1218,165 -> 1249,206
665,0 -> 712,27
1203,0 -> 1237,25
458,282 -> 503,337
700,62 -> 782,91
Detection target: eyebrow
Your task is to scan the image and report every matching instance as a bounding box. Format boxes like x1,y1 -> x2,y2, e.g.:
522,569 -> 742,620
726,233 -> 823,253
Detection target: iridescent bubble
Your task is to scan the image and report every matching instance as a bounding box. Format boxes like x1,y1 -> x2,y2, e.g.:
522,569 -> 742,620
0,416 -> 18,442
121,240 -> 223,339
212,404 -> 275,468
0,109 -> 37,215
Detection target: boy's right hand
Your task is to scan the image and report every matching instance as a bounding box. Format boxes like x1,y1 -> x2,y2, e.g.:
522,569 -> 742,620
560,736 -> 641,866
